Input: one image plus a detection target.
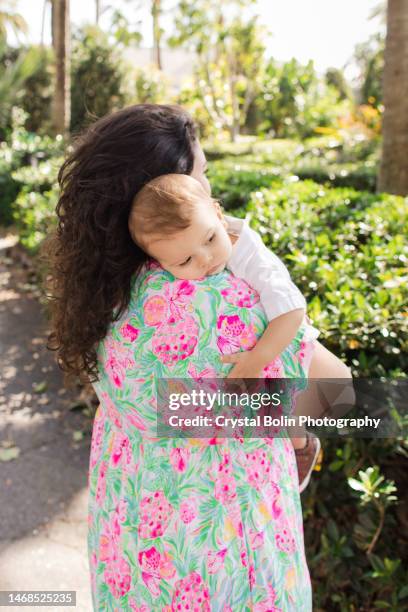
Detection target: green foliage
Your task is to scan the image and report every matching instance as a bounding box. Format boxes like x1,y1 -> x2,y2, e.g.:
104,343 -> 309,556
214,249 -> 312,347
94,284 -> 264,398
172,1 -> 267,140
129,67 -> 169,105
354,32 -> 385,108
245,180 -> 407,375
305,436 -> 408,610
70,25 -> 126,134
0,108 -> 63,227
255,57 -> 351,139
325,67 -> 352,100
207,160 -> 281,210
19,45 -> 54,133
0,41 -> 42,134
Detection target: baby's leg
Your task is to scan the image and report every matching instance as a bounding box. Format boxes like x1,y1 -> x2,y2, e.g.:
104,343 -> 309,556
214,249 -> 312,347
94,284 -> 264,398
291,340 -> 355,449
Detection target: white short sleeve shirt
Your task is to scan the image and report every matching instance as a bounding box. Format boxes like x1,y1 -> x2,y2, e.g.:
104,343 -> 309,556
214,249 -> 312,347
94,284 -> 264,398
225,214 -> 308,321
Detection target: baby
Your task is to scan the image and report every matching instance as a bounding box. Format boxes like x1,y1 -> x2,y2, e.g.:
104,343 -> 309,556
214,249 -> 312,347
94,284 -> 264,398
128,173 -> 347,491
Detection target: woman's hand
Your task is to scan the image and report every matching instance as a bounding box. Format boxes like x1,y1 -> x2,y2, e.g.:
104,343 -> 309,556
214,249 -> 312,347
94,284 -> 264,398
221,350 -> 266,379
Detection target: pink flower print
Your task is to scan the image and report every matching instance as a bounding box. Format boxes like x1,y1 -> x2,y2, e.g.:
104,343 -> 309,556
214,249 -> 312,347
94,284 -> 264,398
142,572 -> 160,597
100,392 -> 122,429
171,571 -> 211,611
111,431 -> 132,469
144,295 -> 168,326
125,408 -> 148,432
248,563 -> 256,590
179,498 -> 197,524
217,314 -> 245,338
164,279 -> 197,319
138,490 -> 173,539
245,449 -> 272,492
90,551 -> 98,595
209,453 -> 237,504
249,528 -> 264,550
253,585 -> 282,612
152,315 -> 198,365
95,460 -> 108,506
207,548 -> 228,574
275,522 -> 296,554
128,601 -> 150,612
226,502 -> 243,537
221,276 -> 260,308
105,338 -> 135,388
158,551 -> 176,579
169,447 -> 191,472
138,547 -> 176,598
187,362 -> 218,384
262,356 -> 284,378
240,548 -> 248,567
265,482 -> 282,520
209,451 -> 233,479
216,314 -> 257,354
90,408 -> 105,468
114,498 -> 128,523
104,555 -> 131,599
120,321 -> 140,342
214,476 -> 237,505
170,278 -> 196,300
99,517 -> 120,564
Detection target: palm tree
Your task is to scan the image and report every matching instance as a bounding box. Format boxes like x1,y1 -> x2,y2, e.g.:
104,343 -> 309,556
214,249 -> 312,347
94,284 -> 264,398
51,0 -> 71,135
0,0 -> 28,43
377,0 -> 408,195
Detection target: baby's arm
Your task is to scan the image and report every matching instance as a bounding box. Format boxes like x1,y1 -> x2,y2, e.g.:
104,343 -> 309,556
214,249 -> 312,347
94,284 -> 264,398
222,309 -> 305,377
222,218 -> 306,378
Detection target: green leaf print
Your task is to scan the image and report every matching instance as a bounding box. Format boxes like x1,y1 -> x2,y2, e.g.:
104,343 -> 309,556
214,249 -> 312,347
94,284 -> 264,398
239,307 -> 251,325
198,329 -> 213,351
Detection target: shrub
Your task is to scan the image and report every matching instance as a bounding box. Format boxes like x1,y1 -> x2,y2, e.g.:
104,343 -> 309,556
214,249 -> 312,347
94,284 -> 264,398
70,25 -> 126,134
246,180 -> 407,376
208,159 -> 282,210
12,157 -> 61,251
0,108 -> 63,226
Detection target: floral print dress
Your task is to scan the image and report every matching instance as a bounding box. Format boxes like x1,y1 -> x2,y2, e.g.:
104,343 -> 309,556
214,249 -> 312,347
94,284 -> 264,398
87,262 -> 315,612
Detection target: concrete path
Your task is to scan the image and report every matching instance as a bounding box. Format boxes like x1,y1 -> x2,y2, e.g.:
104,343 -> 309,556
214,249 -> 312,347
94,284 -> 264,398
0,230 -> 95,611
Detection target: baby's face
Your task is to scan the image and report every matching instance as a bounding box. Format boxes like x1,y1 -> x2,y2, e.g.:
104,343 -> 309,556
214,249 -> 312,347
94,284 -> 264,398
146,199 -> 233,280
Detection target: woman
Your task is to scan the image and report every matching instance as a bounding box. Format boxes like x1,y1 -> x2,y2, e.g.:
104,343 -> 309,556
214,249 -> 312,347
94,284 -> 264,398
43,104 -> 317,611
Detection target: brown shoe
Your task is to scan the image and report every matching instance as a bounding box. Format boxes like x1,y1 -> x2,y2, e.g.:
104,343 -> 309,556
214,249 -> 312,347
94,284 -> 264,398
295,432 -> 322,493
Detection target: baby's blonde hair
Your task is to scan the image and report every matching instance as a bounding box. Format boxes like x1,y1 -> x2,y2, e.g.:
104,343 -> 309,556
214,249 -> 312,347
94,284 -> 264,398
128,174 -> 217,251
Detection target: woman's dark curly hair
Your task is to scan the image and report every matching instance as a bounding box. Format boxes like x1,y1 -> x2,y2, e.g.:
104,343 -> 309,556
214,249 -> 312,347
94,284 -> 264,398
41,104 -> 197,385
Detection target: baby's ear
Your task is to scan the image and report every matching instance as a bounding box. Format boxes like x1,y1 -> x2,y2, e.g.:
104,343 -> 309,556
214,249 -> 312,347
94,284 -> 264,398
213,200 -> 226,223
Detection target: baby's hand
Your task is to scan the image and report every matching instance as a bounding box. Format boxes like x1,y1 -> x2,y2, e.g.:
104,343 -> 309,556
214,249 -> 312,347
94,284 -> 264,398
221,351 -> 265,379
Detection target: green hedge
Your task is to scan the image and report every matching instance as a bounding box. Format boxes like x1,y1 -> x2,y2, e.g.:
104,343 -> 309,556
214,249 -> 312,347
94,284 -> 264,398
245,180 -> 407,376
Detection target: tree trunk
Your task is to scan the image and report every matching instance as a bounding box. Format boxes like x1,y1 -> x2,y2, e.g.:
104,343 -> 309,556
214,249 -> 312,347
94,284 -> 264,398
377,0 -> 408,195
51,0 -> 71,136
95,0 -> 101,24
152,0 -> 162,70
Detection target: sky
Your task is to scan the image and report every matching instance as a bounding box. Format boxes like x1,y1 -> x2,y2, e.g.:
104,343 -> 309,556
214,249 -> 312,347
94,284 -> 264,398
14,0 -> 382,78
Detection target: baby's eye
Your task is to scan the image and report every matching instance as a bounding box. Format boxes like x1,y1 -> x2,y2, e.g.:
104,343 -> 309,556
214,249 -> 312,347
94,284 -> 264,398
207,233 -> 216,243
179,256 -> 192,267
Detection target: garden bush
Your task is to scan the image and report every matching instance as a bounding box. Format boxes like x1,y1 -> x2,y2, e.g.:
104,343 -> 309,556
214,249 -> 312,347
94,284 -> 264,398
245,180 -> 407,376
12,158 -> 61,251
0,108 -> 63,226
70,26 -> 126,134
